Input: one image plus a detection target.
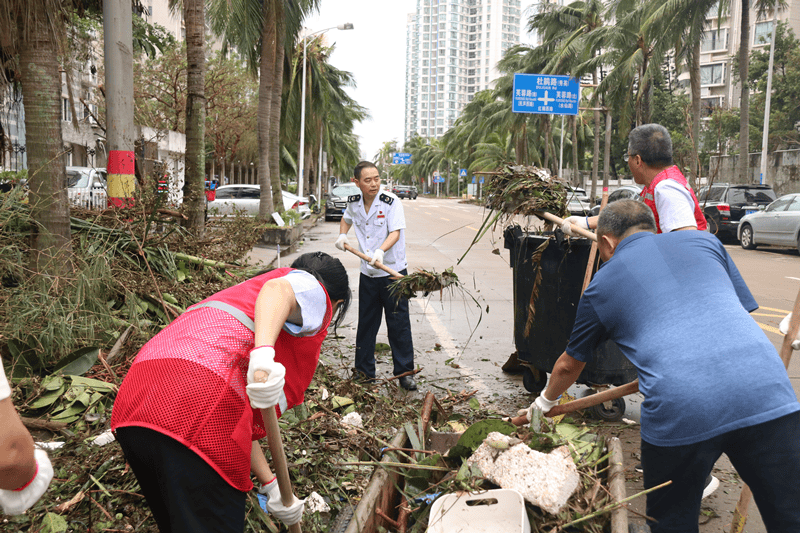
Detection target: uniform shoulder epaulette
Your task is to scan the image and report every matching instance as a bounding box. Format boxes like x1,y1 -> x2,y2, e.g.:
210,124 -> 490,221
379,193 -> 394,205
347,194 -> 361,203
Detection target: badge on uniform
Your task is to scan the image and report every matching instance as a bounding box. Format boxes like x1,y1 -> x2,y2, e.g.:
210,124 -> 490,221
348,194 -> 361,203
377,210 -> 385,219
379,193 -> 393,205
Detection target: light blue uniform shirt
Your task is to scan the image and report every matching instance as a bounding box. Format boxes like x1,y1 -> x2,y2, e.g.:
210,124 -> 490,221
343,191 -> 407,277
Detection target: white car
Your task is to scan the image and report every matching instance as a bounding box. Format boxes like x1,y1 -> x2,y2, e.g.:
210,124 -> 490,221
67,166 -> 107,209
207,184 -> 310,218
737,193 -> 800,253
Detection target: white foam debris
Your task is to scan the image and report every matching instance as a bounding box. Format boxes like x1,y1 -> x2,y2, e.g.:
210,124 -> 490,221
92,429 -> 116,446
340,412 -> 363,428
305,492 -> 330,513
467,432 -> 580,515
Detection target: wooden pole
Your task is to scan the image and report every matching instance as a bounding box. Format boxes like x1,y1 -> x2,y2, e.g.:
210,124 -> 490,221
343,242 -> 404,278
510,378 -> 639,426
254,370 -> 302,533
535,211 -> 597,241
581,187 -> 608,295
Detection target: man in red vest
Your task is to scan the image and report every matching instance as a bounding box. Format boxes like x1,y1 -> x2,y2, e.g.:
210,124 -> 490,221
563,123 -> 707,235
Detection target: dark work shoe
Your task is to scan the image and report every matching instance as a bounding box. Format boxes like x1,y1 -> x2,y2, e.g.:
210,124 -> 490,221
353,370 -> 376,384
634,463 -> 643,473
398,376 -> 417,390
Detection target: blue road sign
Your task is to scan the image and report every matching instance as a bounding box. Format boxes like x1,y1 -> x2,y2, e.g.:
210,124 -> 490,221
479,176 -> 484,184
459,168 -> 467,177
472,177 -> 476,184
392,152 -> 412,165
512,74 -> 580,115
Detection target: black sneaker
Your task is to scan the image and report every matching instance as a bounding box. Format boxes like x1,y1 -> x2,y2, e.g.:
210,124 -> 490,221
634,463 -> 643,473
702,475 -> 719,499
398,376 -> 417,390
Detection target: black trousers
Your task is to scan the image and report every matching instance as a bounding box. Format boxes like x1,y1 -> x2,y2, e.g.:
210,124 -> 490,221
355,271 -> 415,378
116,427 -> 246,533
642,411 -> 800,533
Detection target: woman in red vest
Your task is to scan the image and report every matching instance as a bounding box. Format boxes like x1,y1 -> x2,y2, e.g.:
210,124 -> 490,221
111,251 -> 350,533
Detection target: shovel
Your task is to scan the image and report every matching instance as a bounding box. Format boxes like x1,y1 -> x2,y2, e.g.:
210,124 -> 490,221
510,379 -> 639,427
253,369 -> 302,533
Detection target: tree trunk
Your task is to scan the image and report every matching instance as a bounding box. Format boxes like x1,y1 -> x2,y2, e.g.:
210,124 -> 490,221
689,41 -> 701,189
571,115 -> 579,187
19,10 -> 72,276
737,0 -> 751,182
182,0 -> 206,237
258,0 -> 276,217
516,121 -> 527,164
603,110 -> 612,190
268,0 -> 285,214
591,109 -> 600,205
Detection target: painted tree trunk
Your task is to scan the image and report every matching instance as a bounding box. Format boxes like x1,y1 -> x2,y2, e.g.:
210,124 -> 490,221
19,10 -> 73,276
689,42 -> 701,189
182,0 -> 206,237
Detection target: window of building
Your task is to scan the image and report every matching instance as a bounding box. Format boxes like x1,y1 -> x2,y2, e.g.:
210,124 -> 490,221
700,96 -> 724,117
700,63 -> 725,86
62,97 -> 72,122
701,28 -> 727,52
753,21 -> 773,45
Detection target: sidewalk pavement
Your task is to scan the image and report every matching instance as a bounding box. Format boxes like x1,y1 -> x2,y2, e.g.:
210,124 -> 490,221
245,215 -> 321,270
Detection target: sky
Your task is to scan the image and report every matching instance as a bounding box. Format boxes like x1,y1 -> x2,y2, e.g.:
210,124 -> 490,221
305,1 -> 538,162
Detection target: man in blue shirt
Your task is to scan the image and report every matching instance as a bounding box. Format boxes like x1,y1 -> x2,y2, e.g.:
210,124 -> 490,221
529,199 -> 800,532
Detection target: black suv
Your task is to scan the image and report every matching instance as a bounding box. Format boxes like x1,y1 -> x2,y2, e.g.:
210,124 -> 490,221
697,183 -> 777,239
392,185 -> 418,200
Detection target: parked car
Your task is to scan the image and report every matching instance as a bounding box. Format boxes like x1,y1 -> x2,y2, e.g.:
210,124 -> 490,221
737,193 -> 800,253
566,186 -> 591,215
207,184 -> 310,218
392,184 -> 418,200
67,166 -> 107,209
588,185 -> 643,216
324,183 -> 361,221
697,183 -> 777,239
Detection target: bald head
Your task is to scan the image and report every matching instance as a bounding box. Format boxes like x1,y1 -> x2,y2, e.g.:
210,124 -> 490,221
597,200 -> 657,241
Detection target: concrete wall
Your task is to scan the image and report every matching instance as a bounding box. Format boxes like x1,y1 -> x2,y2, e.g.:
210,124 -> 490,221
709,149 -> 800,196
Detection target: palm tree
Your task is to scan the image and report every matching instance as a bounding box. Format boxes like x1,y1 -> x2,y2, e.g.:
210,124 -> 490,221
1,1 -> 73,277
181,0 -> 206,237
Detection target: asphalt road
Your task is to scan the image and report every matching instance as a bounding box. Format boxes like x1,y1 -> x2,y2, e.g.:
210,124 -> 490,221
257,196 -> 799,532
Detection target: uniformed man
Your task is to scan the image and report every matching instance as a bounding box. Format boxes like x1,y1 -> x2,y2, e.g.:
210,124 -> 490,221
334,161 -> 417,390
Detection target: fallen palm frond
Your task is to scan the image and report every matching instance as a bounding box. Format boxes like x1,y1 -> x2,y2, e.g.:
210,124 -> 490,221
523,239 -> 549,338
483,164 -> 569,218
459,164 -> 569,264
388,267 -> 460,299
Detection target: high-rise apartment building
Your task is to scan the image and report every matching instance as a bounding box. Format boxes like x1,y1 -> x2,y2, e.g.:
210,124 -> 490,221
404,0 -> 522,143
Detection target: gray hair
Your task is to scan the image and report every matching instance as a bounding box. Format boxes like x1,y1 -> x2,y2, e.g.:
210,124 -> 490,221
628,124 -> 673,167
597,200 -> 657,240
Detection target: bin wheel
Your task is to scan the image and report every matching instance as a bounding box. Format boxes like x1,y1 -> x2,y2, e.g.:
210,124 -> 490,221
629,522 -> 651,533
582,389 -> 626,422
522,367 -> 546,393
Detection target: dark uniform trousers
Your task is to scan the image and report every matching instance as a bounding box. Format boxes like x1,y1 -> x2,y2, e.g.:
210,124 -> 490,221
355,270 -> 414,379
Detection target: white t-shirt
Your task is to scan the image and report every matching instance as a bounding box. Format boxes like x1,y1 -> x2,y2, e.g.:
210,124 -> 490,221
654,179 -> 698,232
282,270 -> 327,336
0,358 -> 11,401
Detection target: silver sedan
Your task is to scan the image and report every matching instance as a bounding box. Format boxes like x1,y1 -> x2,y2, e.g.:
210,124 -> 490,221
737,193 -> 800,253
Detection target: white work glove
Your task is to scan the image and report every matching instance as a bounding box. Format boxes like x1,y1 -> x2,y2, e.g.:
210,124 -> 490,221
246,347 -> 286,409
561,216 -> 589,236
779,313 -> 800,350
518,392 -> 560,421
369,248 -> 385,266
334,233 -> 348,251
259,478 -> 305,526
0,448 -> 54,515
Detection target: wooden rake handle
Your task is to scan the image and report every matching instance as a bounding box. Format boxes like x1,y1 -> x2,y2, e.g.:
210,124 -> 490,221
343,242 -> 404,278
535,211 -> 597,242
253,369 -> 302,533
510,379 -> 639,427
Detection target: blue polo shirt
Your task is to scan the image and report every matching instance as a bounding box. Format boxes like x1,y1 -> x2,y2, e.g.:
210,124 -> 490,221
567,230 -> 799,446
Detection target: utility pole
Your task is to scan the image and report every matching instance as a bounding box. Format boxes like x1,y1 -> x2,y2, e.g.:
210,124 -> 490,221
759,16 -> 778,186
103,0 -> 135,206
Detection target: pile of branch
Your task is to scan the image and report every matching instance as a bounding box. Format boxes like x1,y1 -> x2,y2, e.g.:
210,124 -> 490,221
482,164 -> 569,218
389,268 -> 460,299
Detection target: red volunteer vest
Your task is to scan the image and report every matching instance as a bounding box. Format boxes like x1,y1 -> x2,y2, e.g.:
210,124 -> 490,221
111,268 -> 332,491
639,166 -> 707,233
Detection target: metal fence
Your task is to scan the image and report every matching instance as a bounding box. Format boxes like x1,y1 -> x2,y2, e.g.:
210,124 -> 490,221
68,188 -> 108,210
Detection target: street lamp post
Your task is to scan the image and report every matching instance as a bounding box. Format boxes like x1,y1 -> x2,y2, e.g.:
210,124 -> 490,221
297,23 -> 353,199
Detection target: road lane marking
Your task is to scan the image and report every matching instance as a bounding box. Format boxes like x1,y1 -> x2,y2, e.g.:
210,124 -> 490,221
466,226 -> 478,232
758,306 -> 791,313
752,312 -> 789,318
789,277 -> 800,282
756,321 -> 782,336
441,217 -> 450,221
